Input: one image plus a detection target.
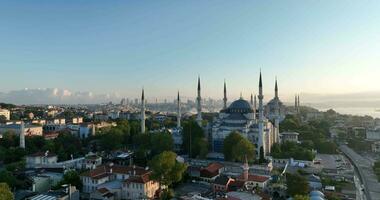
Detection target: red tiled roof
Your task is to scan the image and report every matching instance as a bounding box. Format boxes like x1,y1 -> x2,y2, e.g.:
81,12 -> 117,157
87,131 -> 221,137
97,187 -> 110,194
200,163 -> 224,178
125,172 -> 152,184
238,174 -> 270,183
205,162 -> 224,172
229,180 -> 245,187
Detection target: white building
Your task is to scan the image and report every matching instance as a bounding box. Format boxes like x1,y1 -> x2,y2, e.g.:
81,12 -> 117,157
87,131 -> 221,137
280,132 -> 299,143
81,164 -> 159,200
79,123 -> 96,139
0,123 -> 43,136
26,151 -> 58,168
0,108 -> 10,120
72,117 -> 83,124
366,127 -> 380,140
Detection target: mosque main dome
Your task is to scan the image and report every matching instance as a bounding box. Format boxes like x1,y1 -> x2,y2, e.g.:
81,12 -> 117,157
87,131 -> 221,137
226,98 -> 253,113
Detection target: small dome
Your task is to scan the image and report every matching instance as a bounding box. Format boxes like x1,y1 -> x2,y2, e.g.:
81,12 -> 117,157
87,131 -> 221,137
267,97 -> 283,106
310,196 -> 324,200
310,190 -> 325,198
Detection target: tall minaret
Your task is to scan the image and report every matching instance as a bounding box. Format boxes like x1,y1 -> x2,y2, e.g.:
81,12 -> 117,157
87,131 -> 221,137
297,95 -> 300,112
242,155 -> 249,181
253,94 -> 257,120
250,93 -> 253,106
177,91 -> 181,128
275,77 -> 278,99
274,78 -> 280,143
141,88 -> 146,133
258,71 -> 265,158
20,121 -> 25,148
223,80 -> 227,110
196,76 -> 202,126
295,94 -> 298,114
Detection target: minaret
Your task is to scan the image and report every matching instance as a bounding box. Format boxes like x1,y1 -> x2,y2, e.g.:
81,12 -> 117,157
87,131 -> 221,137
242,155 -> 249,181
141,89 -> 145,133
295,94 -> 298,114
250,93 -> 253,106
258,71 -> 265,158
177,91 -> 181,128
275,77 -> 278,99
223,80 -> 227,110
274,78 -> 280,143
297,95 -> 300,112
196,76 -> 202,126
254,94 -> 257,120
20,121 -> 25,148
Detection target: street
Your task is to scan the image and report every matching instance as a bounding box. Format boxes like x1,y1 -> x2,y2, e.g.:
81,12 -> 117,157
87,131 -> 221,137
340,145 -> 380,200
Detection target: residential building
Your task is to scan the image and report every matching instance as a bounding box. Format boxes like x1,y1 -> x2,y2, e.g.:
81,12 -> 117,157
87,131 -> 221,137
80,164 -> 159,199
0,123 -> 43,136
212,175 -> 234,192
0,108 -> 11,120
200,162 -> 224,182
26,151 -> 58,168
280,132 -> 299,143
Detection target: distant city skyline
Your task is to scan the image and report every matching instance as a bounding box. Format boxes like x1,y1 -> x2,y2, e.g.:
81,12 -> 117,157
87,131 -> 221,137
1,1 -> 380,101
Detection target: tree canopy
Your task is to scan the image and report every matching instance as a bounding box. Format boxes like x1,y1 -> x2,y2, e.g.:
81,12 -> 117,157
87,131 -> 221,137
271,141 -> 315,161
223,132 -> 255,162
182,120 -> 208,158
286,173 -> 309,196
0,183 -> 13,200
54,170 -> 82,190
149,151 -> 187,187
280,115 -> 337,154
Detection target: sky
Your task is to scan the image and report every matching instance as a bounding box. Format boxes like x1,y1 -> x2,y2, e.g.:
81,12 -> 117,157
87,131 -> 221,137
0,1 -> 380,103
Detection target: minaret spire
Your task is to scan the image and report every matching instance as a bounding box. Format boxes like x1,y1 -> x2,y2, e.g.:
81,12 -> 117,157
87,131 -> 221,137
297,94 -> 300,113
275,77 -> 278,98
196,76 -> 202,126
254,94 -> 257,120
250,93 -> 253,105
258,70 -> 265,159
223,79 -> 227,110
177,91 -> 181,128
295,94 -> 298,113
141,88 -> 145,133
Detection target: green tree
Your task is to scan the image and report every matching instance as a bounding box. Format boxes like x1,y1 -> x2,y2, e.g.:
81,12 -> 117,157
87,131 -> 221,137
0,131 -> 18,148
99,127 -> 124,151
0,183 -> 13,200
150,132 -> 174,156
149,151 -> 187,188
271,141 -> 315,161
0,170 -> 17,188
53,132 -> 83,161
223,132 -> 242,161
0,115 -> 6,123
182,120 -> 208,158
223,132 -> 255,162
294,195 -> 310,200
54,170 -> 82,190
25,136 -> 46,154
286,173 -> 309,196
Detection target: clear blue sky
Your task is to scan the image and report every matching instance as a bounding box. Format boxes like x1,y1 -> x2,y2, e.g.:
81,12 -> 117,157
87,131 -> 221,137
1,1 -> 379,101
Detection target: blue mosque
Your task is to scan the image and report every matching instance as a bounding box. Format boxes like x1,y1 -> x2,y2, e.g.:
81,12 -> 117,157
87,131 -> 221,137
195,72 -> 285,158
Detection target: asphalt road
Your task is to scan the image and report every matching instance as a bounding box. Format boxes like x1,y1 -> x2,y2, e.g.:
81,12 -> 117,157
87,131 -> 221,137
340,145 -> 380,200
